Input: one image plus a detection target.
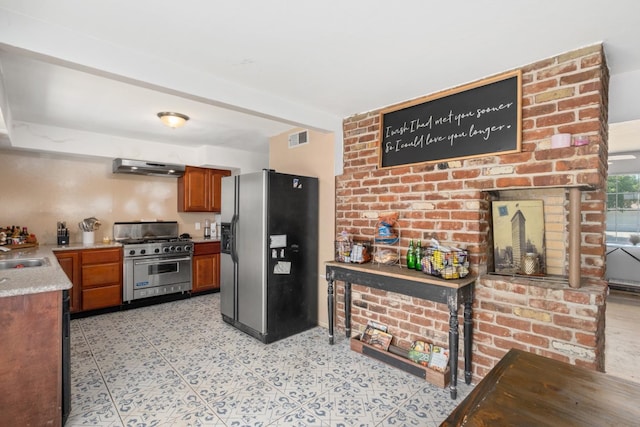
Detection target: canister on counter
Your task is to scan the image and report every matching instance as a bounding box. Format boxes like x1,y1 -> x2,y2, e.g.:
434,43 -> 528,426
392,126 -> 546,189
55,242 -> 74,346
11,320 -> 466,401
204,219 -> 211,239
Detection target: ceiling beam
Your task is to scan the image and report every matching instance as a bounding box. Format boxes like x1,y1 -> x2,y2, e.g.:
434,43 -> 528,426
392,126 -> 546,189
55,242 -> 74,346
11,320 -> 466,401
0,7 -> 344,174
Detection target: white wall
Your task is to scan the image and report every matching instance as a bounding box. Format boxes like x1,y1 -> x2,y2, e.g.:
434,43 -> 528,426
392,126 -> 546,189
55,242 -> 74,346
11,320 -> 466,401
0,149 -> 221,244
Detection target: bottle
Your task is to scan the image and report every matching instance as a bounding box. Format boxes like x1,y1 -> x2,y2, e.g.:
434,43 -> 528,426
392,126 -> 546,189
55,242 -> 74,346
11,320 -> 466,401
407,239 -> 416,269
414,240 -> 422,271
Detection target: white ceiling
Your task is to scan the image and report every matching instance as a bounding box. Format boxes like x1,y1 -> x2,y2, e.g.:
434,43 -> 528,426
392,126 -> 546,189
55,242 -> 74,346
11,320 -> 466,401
1,0 -> 639,157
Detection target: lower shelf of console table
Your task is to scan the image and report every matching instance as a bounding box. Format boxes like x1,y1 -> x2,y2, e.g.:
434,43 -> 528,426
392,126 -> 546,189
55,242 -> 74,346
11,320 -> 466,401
350,337 -> 450,388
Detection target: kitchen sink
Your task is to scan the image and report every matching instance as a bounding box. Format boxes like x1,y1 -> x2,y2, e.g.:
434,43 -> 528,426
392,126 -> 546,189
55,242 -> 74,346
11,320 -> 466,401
0,257 -> 50,270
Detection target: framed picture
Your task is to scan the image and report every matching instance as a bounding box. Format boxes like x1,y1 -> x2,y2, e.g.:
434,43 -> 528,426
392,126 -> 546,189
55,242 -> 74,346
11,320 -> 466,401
492,200 -> 545,275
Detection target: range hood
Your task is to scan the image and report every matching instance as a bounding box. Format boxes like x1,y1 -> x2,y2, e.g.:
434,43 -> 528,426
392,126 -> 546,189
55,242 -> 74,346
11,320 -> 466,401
112,158 -> 185,177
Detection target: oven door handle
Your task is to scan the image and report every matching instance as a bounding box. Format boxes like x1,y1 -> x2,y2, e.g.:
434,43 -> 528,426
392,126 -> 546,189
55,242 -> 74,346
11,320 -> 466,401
133,257 -> 192,265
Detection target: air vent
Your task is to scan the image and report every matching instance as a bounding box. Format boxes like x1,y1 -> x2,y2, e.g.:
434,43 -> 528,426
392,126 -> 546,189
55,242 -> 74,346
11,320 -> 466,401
288,130 -> 308,148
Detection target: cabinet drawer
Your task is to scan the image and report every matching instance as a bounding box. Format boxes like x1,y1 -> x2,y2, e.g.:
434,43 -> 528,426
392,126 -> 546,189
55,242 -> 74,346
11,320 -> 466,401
82,262 -> 121,287
193,241 -> 221,256
82,284 -> 122,310
82,248 -> 121,264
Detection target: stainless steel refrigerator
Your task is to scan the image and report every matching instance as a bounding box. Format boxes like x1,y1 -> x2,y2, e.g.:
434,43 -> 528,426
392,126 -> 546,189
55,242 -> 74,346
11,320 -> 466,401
220,169 -> 319,343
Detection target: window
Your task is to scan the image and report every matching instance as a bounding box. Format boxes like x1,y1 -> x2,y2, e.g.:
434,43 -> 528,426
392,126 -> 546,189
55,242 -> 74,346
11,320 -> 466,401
607,174 -> 640,245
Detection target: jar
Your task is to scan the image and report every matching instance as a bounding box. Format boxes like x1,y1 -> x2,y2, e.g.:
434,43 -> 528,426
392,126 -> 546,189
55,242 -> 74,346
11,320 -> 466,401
522,253 -> 539,275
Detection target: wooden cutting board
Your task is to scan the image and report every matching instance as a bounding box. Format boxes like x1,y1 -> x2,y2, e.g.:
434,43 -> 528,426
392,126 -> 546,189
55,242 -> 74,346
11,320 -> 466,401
3,242 -> 39,249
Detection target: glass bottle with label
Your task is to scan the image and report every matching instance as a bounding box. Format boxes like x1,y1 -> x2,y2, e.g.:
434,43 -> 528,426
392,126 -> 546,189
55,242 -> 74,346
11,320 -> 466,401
407,239 -> 416,269
414,240 -> 422,271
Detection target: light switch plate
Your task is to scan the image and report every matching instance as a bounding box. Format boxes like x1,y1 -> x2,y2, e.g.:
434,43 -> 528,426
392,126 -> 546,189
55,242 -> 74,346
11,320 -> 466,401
195,222 -> 201,230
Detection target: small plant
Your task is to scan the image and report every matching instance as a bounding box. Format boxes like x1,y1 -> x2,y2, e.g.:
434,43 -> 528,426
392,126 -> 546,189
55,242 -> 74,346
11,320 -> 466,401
629,234 -> 640,246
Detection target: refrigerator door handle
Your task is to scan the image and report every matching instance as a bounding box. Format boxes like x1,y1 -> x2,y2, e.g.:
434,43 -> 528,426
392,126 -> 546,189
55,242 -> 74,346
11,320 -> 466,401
231,214 -> 239,263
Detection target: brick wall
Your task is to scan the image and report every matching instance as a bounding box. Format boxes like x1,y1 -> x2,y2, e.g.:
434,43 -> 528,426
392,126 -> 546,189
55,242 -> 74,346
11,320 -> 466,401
474,276 -> 606,376
336,44 -> 609,379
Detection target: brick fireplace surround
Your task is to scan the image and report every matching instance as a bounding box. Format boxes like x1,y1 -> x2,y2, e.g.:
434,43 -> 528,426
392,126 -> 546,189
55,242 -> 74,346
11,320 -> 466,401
335,44 -> 609,380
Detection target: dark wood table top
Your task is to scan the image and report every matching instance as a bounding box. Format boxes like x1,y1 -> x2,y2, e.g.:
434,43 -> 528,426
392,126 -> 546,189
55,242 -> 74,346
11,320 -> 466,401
440,348 -> 640,427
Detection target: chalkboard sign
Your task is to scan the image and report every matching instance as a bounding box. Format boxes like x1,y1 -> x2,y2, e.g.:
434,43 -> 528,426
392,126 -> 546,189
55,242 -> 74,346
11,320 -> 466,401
379,70 -> 521,168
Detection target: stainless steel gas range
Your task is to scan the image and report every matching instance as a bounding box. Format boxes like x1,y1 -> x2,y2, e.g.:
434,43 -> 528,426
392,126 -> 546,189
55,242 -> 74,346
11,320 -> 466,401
113,221 -> 193,302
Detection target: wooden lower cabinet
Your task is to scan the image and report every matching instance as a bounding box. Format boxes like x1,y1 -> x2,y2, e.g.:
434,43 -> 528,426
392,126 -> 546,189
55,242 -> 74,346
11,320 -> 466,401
193,241 -> 221,292
54,246 -> 122,312
0,291 -> 62,426
81,248 -> 122,310
54,250 -> 81,313
82,282 -> 121,310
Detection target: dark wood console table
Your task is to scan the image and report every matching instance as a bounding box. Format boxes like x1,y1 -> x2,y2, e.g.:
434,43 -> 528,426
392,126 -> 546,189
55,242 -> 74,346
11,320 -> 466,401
441,348 -> 640,426
325,261 -> 475,399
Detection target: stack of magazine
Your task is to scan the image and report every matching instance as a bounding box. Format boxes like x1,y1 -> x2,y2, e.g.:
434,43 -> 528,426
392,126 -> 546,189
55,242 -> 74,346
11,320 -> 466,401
408,340 -> 449,372
360,321 -> 393,351
359,322 -> 450,373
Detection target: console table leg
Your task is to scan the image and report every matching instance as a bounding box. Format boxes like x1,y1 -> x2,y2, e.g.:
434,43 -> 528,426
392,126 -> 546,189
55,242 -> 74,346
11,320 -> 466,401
345,281 -> 352,338
464,300 -> 473,385
448,297 -> 459,400
327,272 -> 334,345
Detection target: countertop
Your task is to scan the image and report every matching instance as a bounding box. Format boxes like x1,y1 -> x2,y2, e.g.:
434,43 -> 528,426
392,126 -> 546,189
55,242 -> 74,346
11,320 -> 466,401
0,242 -> 120,298
51,241 -> 122,251
0,239 -> 214,298
191,237 -> 221,243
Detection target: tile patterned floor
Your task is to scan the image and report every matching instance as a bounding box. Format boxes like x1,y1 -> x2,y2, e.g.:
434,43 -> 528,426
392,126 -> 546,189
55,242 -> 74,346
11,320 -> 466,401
66,293 -> 474,426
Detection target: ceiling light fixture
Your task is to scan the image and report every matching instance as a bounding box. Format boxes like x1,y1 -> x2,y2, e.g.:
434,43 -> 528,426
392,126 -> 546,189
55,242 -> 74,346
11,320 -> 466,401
157,112 -> 189,128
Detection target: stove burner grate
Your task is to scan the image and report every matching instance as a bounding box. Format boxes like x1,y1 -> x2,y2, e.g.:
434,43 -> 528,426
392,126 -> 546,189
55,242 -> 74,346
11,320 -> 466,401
119,237 -> 192,245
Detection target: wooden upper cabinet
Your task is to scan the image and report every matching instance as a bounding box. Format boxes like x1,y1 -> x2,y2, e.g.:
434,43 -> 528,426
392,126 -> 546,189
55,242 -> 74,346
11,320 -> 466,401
210,173 -> 224,212
180,166 -> 209,211
178,166 -> 231,212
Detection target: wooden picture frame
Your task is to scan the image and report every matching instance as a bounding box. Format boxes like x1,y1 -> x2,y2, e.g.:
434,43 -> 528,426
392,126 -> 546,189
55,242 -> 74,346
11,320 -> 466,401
378,70 -> 522,169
